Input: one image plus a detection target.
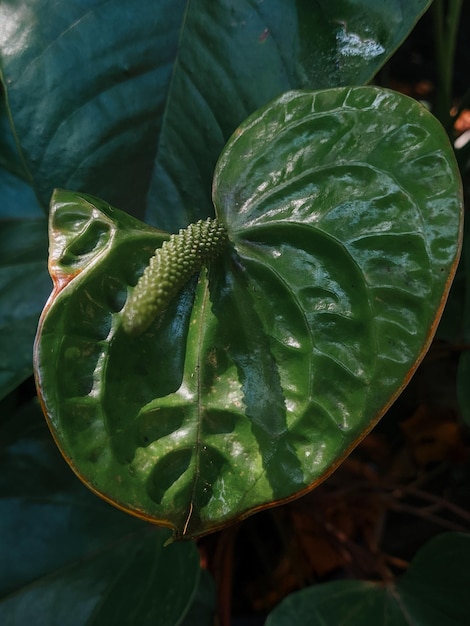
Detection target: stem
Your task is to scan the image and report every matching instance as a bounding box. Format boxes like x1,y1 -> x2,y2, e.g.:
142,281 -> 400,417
432,0 -> 445,98
432,0 -> 463,129
387,500 -> 468,532
393,484 -> 470,525
213,526 -> 238,626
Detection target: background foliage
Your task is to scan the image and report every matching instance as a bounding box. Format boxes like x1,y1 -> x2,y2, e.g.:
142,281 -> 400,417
1,1 -> 469,624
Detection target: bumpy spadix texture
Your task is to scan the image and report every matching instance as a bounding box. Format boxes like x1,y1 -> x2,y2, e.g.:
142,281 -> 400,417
122,218 -> 227,335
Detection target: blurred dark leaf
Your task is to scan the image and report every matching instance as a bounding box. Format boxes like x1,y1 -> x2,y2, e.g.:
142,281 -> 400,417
266,532 -> 470,626
0,400 -> 200,626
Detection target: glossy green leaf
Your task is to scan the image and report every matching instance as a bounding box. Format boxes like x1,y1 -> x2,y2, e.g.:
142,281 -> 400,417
265,532 -> 470,625
35,87 -> 462,540
0,218 -> 50,399
0,0 -> 431,229
0,400 -> 200,626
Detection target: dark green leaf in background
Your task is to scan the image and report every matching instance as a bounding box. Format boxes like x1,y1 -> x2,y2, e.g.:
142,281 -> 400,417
35,87 -> 463,540
0,0 -> 431,229
0,401 -> 200,626
179,570 -> 217,626
0,218 -> 50,398
0,0 -> 187,219
0,168 -> 43,219
0,94 -> 43,219
265,532 -> 470,626
0,89 -> 48,399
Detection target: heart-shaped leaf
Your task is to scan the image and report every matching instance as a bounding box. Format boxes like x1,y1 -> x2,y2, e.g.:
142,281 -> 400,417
35,87 -> 463,540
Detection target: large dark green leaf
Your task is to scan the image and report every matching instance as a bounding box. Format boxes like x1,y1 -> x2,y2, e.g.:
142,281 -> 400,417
265,532 -> 470,625
0,93 -> 43,218
0,88 -> 47,399
0,167 -> 43,219
0,0 -> 431,229
0,93 -> 27,182
0,218 -> 50,398
0,400 -> 200,626
34,87 -> 462,540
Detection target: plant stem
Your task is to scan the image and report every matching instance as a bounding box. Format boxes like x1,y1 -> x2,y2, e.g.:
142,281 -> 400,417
387,500 -> 468,532
432,0 -> 463,130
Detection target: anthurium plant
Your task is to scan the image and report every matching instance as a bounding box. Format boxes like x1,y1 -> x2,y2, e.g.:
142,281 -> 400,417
1,1 -> 468,624
34,86 -> 462,541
